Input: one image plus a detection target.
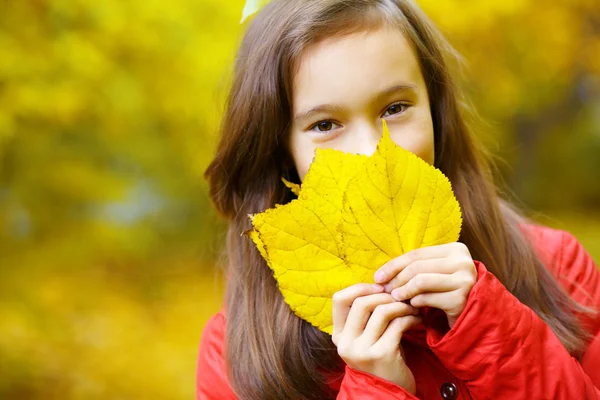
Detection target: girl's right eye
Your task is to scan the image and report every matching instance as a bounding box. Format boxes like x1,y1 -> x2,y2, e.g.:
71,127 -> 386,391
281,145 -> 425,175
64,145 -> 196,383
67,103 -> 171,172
309,120 -> 341,133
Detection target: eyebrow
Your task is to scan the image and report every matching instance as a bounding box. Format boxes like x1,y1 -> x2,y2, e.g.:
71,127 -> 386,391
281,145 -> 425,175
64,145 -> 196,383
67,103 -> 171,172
293,83 -> 418,123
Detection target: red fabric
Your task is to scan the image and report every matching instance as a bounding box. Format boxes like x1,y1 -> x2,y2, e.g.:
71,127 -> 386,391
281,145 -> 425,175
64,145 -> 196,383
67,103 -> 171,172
196,224 -> 600,399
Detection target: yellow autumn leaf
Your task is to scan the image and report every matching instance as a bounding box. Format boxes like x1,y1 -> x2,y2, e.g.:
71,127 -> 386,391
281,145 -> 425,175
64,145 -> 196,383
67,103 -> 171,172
281,177 -> 301,196
248,120 -> 462,334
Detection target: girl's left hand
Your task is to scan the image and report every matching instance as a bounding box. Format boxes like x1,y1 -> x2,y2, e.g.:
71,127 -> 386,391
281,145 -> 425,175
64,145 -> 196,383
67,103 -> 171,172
373,242 -> 477,329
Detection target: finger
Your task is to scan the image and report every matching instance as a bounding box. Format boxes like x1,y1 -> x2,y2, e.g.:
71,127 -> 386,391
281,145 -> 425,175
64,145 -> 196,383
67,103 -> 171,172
332,283 -> 384,336
374,244 -> 455,283
343,293 -> 396,339
391,272 -> 462,301
383,258 -> 453,292
373,315 -> 422,354
408,289 -> 465,316
361,301 -> 419,344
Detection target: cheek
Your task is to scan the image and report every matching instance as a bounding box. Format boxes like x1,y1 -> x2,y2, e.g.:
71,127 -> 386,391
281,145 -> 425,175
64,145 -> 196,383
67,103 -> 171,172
416,133 -> 435,166
390,119 -> 435,166
289,134 -> 316,182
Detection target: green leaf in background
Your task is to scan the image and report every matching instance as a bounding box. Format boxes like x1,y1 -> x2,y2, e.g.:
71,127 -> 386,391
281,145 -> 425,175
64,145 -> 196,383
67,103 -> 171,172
241,0 -> 272,23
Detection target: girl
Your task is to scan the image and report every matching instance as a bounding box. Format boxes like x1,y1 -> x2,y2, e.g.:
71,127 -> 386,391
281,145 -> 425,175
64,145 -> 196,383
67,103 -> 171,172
198,0 -> 600,399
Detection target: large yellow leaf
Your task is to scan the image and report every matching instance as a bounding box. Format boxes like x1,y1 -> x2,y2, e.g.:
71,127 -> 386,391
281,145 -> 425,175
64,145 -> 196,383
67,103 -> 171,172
248,120 -> 462,334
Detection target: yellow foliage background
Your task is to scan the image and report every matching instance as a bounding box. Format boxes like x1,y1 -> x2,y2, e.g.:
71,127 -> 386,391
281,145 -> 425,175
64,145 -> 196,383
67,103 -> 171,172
0,0 -> 598,398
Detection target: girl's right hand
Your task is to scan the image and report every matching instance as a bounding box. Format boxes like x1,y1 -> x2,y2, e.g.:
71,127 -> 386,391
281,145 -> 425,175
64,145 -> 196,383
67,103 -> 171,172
331,283 -> 421,395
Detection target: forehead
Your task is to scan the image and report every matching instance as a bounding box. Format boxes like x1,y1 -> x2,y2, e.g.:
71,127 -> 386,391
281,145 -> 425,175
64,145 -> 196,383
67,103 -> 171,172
292,26 -> 423,109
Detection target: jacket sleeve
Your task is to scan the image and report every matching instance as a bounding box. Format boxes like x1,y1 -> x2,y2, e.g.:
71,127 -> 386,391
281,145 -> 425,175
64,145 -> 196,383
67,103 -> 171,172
336,365 -> 420,399
197,310 -> 421,400
196,310 -> 237,400
423,231 -> 600,399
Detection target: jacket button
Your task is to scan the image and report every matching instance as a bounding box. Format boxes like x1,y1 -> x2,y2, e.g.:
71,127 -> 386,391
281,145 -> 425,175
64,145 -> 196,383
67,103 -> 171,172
440,382 -> 458,399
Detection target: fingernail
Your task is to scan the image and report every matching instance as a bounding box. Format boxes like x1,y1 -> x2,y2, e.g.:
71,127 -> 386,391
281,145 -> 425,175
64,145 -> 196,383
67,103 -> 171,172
372,283 -> 384,291
374,270 -> 386,282
391,288 -> 403,300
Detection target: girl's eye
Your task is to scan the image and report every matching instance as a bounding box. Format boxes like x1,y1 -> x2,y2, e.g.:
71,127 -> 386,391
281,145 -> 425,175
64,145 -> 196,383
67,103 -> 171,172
382,102 -> 409,117
309,120 -> 340,133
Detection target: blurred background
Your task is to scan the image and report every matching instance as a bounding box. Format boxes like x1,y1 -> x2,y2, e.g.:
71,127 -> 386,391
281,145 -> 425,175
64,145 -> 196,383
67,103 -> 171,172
0,0 -> 598,398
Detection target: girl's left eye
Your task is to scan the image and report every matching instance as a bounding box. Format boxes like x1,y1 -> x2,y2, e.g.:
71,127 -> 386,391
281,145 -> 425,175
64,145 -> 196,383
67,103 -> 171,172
382,102 -> 409,117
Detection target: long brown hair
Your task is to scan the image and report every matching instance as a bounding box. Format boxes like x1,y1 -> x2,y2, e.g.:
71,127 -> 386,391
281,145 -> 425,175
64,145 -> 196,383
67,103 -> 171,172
204,1 -> 595,399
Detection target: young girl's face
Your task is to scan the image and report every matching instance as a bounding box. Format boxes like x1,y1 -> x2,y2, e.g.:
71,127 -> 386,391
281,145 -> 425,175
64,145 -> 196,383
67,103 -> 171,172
289,26 -> 435,181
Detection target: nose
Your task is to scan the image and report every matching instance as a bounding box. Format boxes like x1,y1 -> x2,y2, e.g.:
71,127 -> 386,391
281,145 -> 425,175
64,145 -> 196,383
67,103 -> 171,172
351,123 -> 381,156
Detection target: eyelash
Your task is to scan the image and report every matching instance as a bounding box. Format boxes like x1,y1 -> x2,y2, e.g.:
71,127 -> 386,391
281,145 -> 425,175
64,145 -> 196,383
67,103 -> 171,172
308,102 -> 411,133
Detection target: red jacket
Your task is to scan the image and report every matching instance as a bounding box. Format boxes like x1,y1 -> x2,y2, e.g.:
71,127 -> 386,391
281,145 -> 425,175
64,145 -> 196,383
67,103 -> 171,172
197,224 -> 600,399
